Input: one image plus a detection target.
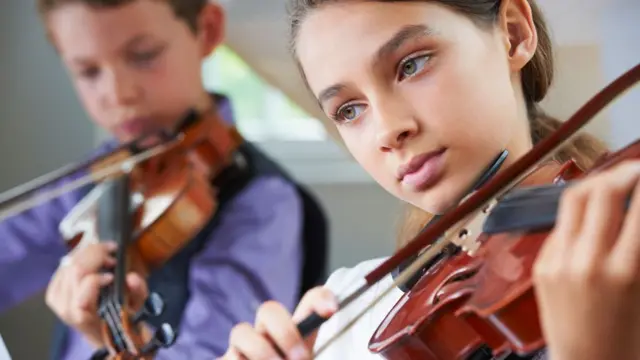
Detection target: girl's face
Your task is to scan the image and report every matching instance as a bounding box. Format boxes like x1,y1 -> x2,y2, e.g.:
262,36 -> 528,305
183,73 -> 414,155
296,0 -> 538,214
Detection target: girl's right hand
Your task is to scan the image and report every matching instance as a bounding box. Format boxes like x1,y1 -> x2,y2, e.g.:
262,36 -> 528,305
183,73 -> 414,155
220,286 -> 338,360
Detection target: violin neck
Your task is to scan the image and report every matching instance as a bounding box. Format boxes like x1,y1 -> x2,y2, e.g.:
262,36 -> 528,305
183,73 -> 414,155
97,174 -> 133,307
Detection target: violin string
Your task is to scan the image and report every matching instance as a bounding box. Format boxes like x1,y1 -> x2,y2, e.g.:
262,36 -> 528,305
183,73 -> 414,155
108,295 -> 129,351
106,172 -> 139,355
101,222 -> 138,352
313,218 -> 472,356
100,290 -> 121,349
0,141 -> 177,222
100,281 -> 129,353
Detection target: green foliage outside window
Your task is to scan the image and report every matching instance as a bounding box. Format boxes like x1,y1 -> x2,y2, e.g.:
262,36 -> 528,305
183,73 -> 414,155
202,45 -> 325,141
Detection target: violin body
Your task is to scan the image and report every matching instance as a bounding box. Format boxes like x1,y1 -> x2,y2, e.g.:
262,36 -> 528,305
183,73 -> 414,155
60,156 -> 216,273
368,139 -> 640,360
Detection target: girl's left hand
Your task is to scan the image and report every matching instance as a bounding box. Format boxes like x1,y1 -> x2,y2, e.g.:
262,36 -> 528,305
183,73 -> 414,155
533,159 -> 640,360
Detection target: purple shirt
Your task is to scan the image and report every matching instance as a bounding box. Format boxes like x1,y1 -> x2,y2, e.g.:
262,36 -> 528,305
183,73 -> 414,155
0,96 -> 304,359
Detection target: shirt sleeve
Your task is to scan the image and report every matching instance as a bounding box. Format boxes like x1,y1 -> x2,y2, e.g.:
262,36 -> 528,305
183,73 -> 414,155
0,144 -> 112,314
154,175 -> 305,358
0,193 -> 70,312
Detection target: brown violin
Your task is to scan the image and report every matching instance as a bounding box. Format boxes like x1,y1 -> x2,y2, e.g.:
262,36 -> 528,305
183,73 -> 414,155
0,108 -> 247,359
367,140 -> 639,360
296,62 -> 640,360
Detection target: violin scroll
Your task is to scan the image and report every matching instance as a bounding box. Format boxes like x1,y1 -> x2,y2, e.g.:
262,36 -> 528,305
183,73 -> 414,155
90,291 -> 176,360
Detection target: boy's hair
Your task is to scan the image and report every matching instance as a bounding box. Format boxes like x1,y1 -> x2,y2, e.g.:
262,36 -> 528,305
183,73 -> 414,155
37,0 -> 208,33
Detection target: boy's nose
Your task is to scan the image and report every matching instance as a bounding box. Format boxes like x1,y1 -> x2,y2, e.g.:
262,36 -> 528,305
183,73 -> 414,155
105,71 -> 142,106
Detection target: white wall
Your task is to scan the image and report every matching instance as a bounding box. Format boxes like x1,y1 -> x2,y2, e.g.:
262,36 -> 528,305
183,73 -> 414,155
600,1 -> 640,148
0,1 -> 95,190
541,45 -> 610,143
0,1 -> 96,359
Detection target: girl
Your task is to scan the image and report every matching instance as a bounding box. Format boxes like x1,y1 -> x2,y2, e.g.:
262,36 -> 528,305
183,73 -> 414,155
221,0 -> 640,359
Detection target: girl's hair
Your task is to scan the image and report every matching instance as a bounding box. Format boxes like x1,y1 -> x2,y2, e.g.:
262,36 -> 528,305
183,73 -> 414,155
286,0 -> 609,247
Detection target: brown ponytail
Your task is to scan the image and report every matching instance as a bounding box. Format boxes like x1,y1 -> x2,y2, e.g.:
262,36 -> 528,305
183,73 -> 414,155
287,0 -> 609,248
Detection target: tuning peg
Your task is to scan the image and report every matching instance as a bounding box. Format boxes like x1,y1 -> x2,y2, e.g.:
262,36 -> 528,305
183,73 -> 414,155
139,323 -> 178,355
132,292 -> 164,323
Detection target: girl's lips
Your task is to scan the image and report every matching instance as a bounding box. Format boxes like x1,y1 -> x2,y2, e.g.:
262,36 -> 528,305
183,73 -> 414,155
399,148 -> 447,191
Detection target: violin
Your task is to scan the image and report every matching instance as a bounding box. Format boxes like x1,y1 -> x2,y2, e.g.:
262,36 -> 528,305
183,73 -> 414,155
368,142 -> 639,360
297,61 -> 640,360
0,108 -> 247,359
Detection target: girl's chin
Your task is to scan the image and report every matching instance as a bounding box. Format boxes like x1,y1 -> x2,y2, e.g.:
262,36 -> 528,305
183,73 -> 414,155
411,183 -> 471,215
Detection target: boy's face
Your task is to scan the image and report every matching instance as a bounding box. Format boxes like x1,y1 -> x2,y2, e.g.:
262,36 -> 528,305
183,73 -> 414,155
47,0 -> 224,142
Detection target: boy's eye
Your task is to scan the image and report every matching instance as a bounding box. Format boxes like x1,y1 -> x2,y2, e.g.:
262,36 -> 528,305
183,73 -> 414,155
133,51 -> 155,62
130,47 -> 164,65
79,66 -> 100,80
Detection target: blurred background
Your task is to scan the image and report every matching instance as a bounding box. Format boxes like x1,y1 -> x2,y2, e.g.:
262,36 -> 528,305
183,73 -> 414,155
0,0 -> 638,358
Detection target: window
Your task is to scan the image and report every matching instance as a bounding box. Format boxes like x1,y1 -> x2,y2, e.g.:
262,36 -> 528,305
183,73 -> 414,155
200,46 -> 372,184
201,45 -> 328,142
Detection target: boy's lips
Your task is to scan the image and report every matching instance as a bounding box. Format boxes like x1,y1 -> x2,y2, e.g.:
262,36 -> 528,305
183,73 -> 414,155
119,117 -> 154,136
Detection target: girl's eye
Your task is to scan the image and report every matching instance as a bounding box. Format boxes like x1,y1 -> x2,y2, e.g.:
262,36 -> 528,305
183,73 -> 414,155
334,103 -> 366,123
398,53 -> 431,81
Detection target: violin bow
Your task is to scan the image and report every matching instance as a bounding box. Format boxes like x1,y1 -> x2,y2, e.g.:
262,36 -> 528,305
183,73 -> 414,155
0,141 -> 176,222
0,109 -> 209,222
302,62 -> 640,356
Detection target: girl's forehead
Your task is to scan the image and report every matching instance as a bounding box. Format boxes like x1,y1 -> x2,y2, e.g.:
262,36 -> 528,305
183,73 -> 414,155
295,2 -> 478,96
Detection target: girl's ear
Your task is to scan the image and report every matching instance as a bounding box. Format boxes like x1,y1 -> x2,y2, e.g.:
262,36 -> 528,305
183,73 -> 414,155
497,0 -> 538,72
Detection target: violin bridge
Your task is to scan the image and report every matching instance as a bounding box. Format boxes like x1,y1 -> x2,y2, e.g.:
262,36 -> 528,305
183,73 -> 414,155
446,198 -> 499,255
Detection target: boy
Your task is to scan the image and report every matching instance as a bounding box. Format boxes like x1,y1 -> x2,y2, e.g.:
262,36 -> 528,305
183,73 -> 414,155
0,0 -> 328,359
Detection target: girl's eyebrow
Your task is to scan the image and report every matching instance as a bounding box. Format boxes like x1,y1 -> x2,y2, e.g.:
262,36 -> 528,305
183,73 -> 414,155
372,24 -> 437,70
316,24 -> 437,108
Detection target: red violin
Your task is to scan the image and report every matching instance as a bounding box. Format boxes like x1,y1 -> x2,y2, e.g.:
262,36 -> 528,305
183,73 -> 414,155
365,63 -> 640,359
368,140 -> 640,360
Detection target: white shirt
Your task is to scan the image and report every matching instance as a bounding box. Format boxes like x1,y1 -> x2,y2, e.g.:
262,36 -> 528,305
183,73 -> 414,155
313,257 -> 404,360
0,334 -> 11,360
311,258 -> 549,360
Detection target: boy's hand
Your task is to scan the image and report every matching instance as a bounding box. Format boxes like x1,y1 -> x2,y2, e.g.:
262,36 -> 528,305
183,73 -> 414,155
46,242 -> 149,349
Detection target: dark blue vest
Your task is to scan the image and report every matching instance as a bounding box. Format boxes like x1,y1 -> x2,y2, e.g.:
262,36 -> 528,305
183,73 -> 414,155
50,141 -> 328,359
